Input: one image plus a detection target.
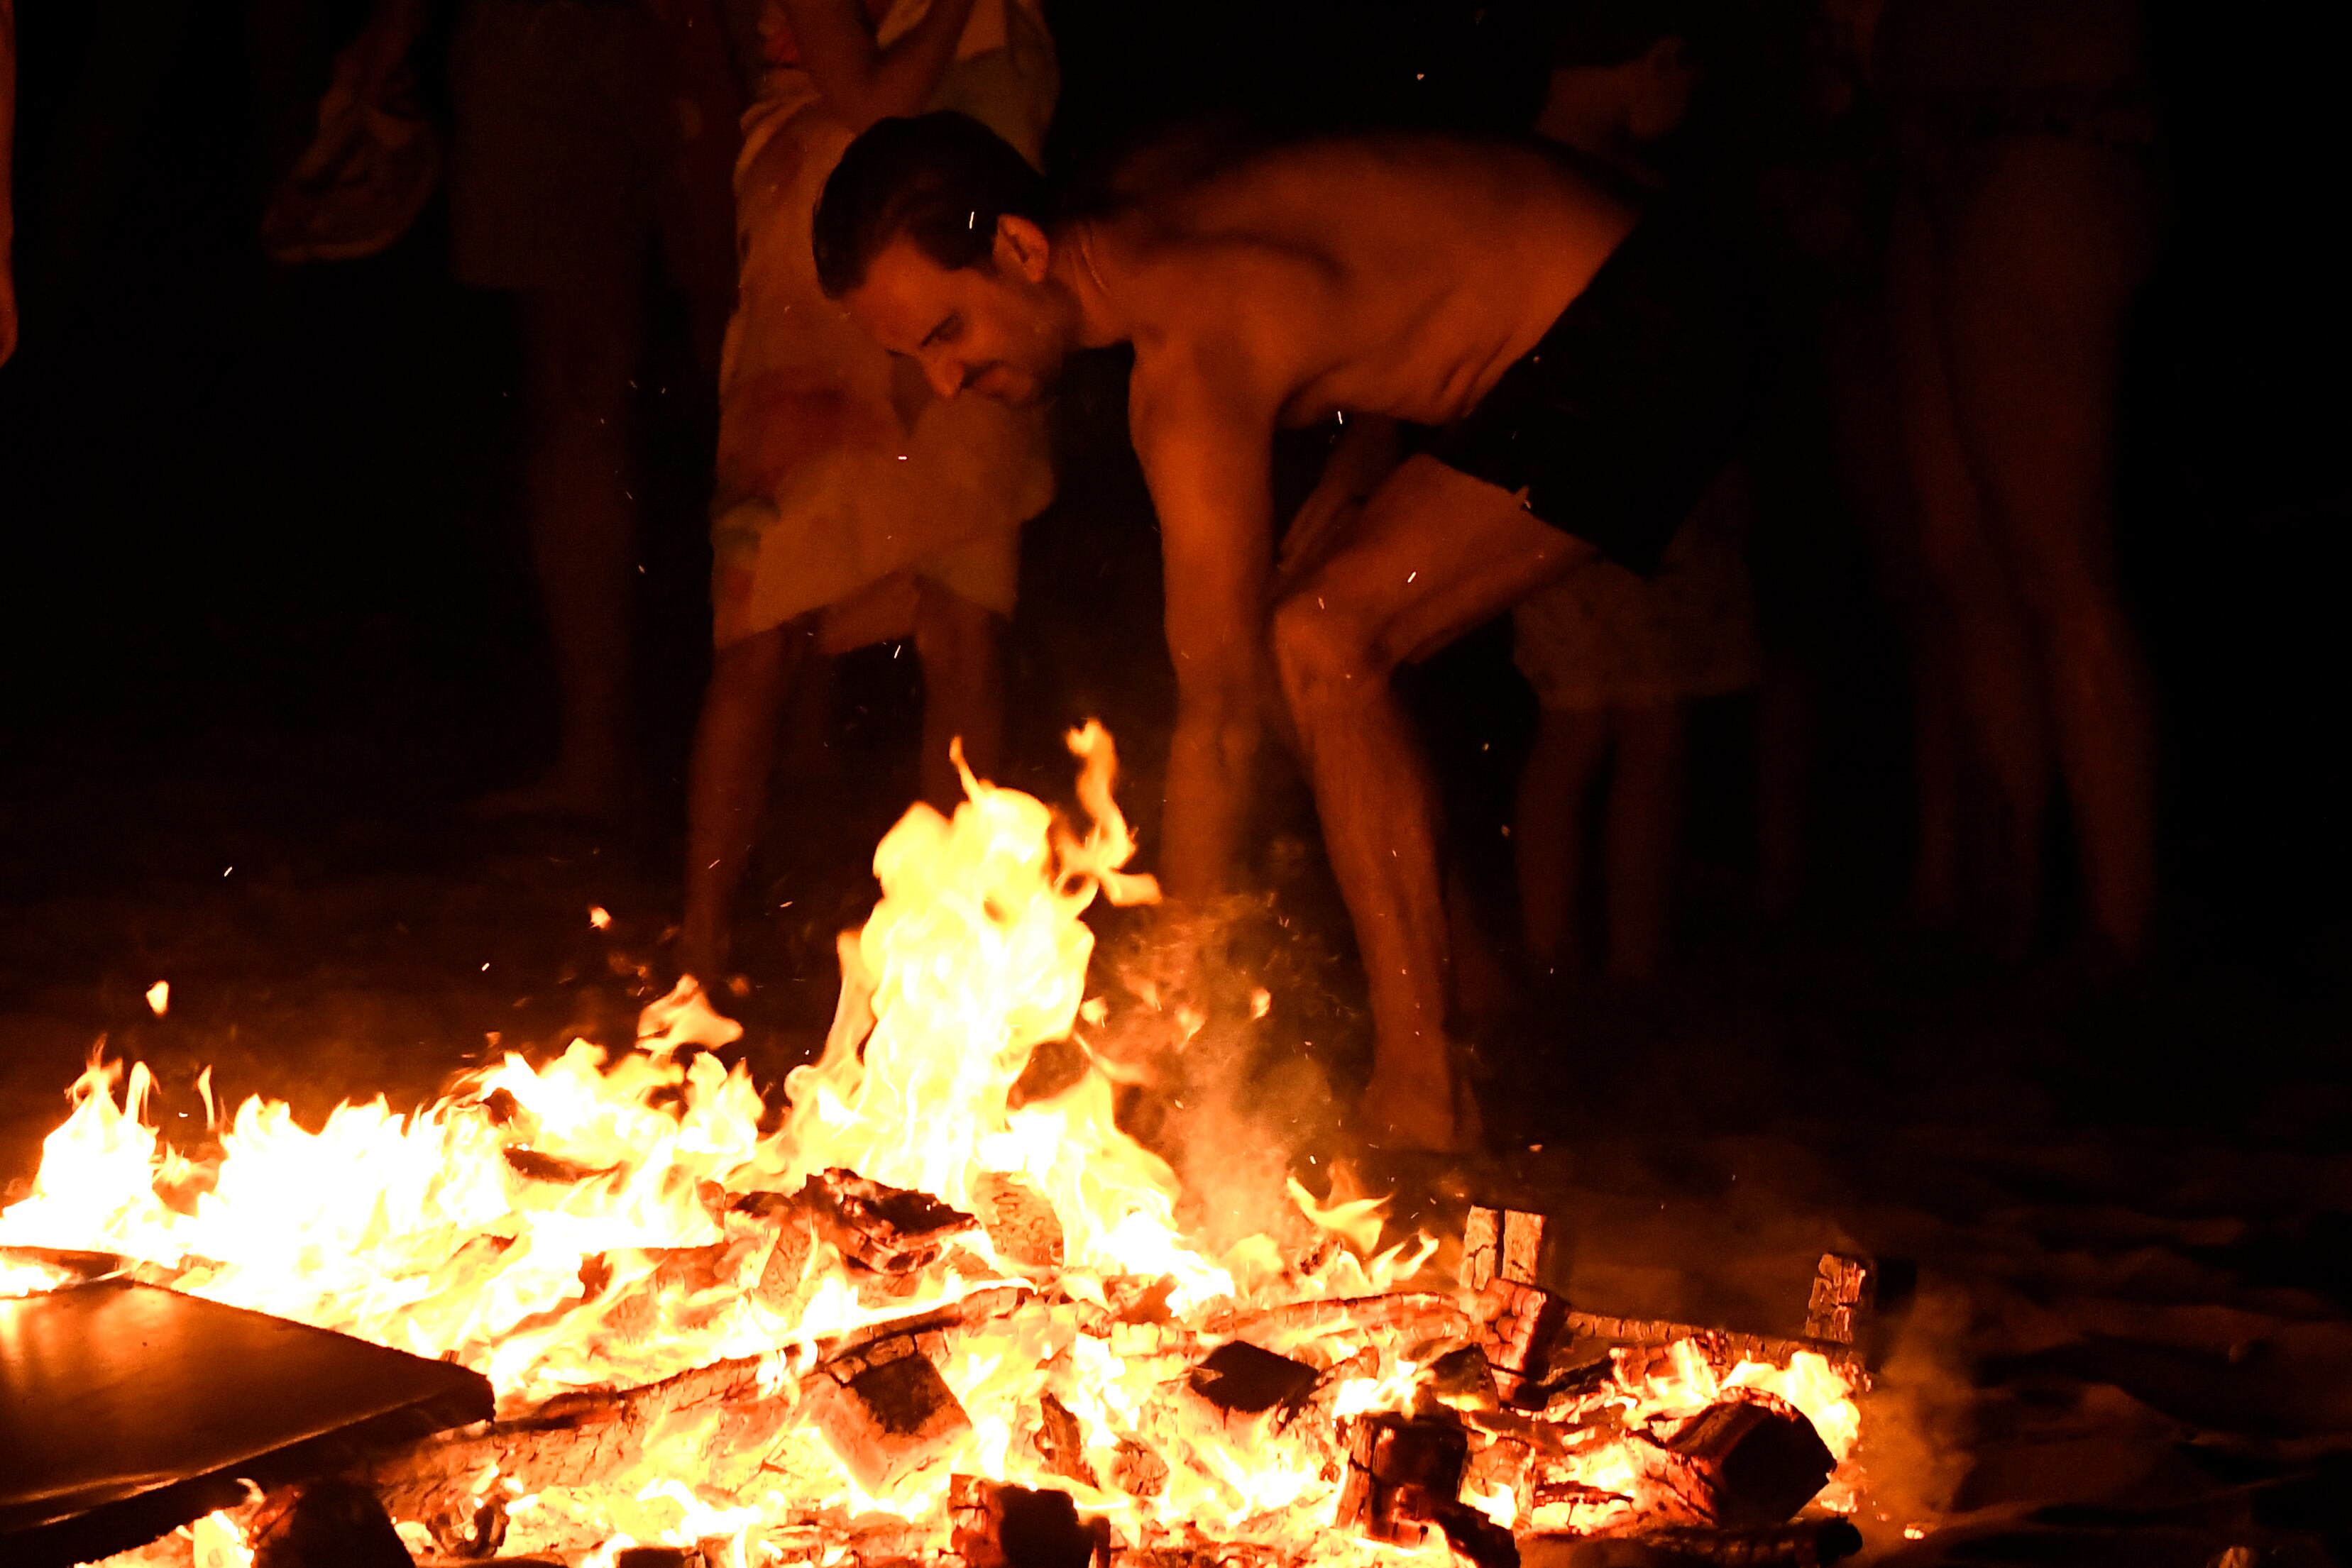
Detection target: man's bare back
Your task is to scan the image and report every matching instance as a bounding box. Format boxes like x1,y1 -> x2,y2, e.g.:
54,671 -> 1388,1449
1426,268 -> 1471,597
1084,136 -> 1637,434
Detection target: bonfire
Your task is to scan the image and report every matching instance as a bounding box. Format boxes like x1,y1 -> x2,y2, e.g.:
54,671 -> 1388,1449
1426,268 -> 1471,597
1,724 -> 1865,1567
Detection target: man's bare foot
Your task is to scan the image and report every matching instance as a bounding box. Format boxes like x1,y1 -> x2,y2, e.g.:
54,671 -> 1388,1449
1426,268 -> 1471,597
1358,1064 -> 1481,1154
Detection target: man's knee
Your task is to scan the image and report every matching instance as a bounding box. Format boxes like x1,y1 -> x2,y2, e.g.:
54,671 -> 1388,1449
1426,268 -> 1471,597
1270,591 -> 1388,714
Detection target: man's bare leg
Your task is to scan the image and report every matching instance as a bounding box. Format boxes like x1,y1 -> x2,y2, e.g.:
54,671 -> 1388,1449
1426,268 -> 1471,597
490,270 -> 647,817
1273,457 -> 1588,1152
1890,194 -> 2049,957
1941,138 -> 2159,963
911,579 -> 1006,810
683,622 -> 806,983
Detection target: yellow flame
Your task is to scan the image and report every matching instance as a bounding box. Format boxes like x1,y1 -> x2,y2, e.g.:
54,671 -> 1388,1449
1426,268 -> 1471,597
2,724 -> 1859,1561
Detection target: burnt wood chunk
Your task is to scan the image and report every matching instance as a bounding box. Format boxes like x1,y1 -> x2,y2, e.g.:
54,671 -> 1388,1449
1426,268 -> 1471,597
804,1335 -> 973,1494
972,1172 -> 1065,1271
1427,1498 -> 1521,1568
1336,1413 -> 1471,1547
1031,1393 -> 1097,1489
1642,1393 -> 1835,1527
947,1476 -> 1109,1568
420,1491 -> 507,1559
801,1169 -> 978,1274
1462,1206 -> 1549,1292
1561,1313 -> 1868,1387
1472,1279 -> 1572,1408
1803,1255 -> 1874,1347
250,1479 -> 414,1568
1111,1438 -> 1169,1500
1187,1341 -> 1321,1416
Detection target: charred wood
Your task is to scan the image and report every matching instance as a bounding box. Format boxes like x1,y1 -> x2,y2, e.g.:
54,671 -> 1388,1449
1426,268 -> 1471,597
1336,1413 -> 1471,1548
1461,1207 -> 1549,1293
947,1476 -> 1111,1568
1636,1393 -> 1835,1528
801,1169 -> 978,1274
1031,1392 -> 1098,1489
804,1334 -> 973,1493
1472,1279 -> 1573,1408
1801,1256 -> 1872,1347
250,1478 -> 415,1568
1556,1315 -> 1867,1386
1202,1292 -> 1471,1354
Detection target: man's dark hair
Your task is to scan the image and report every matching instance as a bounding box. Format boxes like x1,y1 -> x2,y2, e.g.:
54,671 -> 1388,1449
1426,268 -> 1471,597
813,112 -> 1052,299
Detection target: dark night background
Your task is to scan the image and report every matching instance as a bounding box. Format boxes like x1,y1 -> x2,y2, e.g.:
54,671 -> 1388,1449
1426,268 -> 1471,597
2,5 -> 2351,1558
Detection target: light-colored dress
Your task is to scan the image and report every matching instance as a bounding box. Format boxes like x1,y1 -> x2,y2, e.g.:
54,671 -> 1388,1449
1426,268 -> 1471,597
1512,474 -> 1761,714
710,0 -> 1058,647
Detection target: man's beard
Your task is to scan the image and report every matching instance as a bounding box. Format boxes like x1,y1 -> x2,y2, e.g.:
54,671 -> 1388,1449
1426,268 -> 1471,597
969,359 -> 1055,408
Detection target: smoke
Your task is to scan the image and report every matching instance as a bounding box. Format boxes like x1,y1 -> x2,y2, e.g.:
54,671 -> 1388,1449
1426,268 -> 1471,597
1079,892 -> 1366,1257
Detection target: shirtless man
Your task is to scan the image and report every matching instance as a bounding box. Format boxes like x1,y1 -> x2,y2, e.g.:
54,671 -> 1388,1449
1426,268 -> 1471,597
813,113 -> 1759,1149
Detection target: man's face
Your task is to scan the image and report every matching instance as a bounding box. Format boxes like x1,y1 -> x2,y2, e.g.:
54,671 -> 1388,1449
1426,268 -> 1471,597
841,224 -> 1069,408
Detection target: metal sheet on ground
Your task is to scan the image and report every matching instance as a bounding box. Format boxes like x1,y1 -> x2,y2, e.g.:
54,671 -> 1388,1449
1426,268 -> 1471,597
0,1280 -> 493,1566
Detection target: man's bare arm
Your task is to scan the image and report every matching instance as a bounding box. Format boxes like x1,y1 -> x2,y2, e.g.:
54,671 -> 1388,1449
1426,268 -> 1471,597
1131,368 -> 1279,900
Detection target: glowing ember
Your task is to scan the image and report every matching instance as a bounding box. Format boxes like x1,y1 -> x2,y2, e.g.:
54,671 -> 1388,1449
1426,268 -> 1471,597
1,724 -> 1862,1564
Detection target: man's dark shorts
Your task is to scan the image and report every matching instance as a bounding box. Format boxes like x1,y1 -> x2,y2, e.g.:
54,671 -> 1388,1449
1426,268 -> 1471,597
1427,208 -> 1766,575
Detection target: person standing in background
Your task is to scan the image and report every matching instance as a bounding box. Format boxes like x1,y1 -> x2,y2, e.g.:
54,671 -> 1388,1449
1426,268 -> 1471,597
1876,0 -> 2161,965
678,0 -> 1058,985
270,0 -> 751,819
1507,0 -> 1764,988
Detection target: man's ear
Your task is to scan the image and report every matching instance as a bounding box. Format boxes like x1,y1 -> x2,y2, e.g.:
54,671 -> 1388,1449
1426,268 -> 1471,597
994,214 -> 1051,284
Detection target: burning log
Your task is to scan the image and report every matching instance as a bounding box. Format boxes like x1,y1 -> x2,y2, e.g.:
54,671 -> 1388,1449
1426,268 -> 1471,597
1634,1392 -> 1835,1528
1336,1413 -> 1519,1568
803,1332 -> 974,1493
1473,1279 -> 1573,1409
1202,1291 -> 1471,1354
971,1172 -> 1064,1271
364,1351 -> 786,1525
250,1479 -> 414,1568
1109,1438 -> 1169,1501
1801,1256 -> 1872,1347
1461,1205 -> 1548,1292
1335,1413 -> 1469,1547
1556,1314 -> 1867,1386
1030,1393 -> 1096,1489
801,1169 -> 979,1274
370,1276 -> 1040,1523
947,1476 -> 1111,1568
